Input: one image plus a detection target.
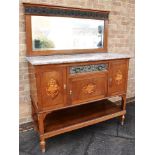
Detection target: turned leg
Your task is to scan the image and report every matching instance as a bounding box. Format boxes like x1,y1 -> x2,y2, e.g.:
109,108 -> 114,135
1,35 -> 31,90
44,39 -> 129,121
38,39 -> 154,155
38,113 -> 46,152
121,115 -> 125,126
120,95 -> 127,125
31,105 -> 37,131
40,137 -> 46,153
33,120 -> 37,131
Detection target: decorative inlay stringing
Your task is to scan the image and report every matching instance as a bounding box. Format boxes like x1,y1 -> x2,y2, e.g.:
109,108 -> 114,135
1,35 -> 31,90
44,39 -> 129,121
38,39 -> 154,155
70,64 -> 108,74
46,78 -> 60,98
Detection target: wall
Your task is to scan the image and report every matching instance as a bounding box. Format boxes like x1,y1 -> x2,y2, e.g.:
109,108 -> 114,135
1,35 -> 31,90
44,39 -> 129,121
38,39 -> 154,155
19,0 -> 135,124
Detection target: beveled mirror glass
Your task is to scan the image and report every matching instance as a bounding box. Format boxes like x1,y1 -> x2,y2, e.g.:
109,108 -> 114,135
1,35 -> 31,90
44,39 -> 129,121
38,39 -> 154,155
31,16 -> 104,51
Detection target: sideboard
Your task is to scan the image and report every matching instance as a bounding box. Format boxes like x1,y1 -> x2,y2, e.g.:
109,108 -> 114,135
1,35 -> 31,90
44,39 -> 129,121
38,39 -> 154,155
26,53 -> 130,152
23,3 -> 131,152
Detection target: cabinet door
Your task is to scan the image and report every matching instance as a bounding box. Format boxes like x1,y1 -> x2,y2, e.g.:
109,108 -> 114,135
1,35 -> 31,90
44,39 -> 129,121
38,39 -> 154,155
40,66 -> 66,110
69,73 -> 108,105
108,60 -> 129,96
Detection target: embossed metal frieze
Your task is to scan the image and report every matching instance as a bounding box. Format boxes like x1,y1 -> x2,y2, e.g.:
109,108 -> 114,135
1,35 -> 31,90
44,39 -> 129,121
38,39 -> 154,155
24,6 -> 109,19
70,64 -> 108,74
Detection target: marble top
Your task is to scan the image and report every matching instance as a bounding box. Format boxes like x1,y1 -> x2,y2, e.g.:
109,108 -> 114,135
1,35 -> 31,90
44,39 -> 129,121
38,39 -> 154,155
26,52 -> 131,65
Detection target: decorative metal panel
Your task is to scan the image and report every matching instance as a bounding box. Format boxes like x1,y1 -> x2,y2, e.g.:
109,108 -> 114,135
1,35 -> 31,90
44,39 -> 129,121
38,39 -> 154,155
70,64 -> 108,74
24,6 -> 109,20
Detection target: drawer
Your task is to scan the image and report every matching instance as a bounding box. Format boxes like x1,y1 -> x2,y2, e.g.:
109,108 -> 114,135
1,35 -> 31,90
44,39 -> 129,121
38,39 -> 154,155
68,72 -> 108,105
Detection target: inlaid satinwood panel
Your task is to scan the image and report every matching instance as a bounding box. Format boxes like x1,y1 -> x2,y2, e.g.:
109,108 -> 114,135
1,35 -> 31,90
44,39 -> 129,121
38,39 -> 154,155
40,66 -> 66,110
108,60 -> 129,96
69,72 -> 108,105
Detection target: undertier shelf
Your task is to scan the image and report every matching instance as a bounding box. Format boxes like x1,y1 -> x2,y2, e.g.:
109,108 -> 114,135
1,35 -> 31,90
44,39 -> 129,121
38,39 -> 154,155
44,100 -> 125,138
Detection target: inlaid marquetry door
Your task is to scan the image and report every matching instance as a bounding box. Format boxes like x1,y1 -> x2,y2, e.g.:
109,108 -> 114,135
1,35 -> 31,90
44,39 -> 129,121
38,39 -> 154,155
39,66 -> 67,110
108,60 -> 129,96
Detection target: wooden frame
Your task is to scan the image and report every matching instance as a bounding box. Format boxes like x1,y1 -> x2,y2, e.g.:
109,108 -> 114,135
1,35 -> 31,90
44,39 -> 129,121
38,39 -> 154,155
23,3 -> 109,56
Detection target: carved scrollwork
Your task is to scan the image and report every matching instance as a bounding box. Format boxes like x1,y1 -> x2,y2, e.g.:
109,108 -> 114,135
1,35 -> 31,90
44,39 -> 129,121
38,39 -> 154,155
115,70 -> 123,85
82,83 -> 96,94
46,78 -> 60,99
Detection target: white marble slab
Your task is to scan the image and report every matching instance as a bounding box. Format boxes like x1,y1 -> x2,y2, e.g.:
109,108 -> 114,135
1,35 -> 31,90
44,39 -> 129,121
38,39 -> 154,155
26,52 -> 131,65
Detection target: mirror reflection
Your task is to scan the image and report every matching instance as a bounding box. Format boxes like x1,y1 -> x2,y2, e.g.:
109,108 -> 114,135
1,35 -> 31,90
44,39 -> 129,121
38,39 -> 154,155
31,16 -> 104,50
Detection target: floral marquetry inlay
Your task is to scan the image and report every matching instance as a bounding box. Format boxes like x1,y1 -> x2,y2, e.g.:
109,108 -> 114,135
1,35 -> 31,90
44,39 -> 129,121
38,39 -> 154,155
46,78 -> 60,99
115,70 -> 123,85
82,83 -> 96,94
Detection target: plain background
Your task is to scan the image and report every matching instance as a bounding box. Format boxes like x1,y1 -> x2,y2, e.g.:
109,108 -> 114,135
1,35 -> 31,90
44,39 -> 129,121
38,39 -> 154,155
0,0 -> 155,154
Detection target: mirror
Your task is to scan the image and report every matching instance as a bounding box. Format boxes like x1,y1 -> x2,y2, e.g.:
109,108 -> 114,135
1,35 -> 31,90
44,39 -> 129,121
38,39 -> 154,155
31,16 -> 104,51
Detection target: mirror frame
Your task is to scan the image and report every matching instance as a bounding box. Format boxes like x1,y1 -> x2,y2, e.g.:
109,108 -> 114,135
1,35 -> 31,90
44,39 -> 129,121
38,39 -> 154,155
23,3 -> 110,56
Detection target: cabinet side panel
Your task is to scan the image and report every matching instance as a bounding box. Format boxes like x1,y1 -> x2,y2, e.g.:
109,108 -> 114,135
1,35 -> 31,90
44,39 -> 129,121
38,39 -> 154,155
28,63 -> 38,111
124,59 -> 129,93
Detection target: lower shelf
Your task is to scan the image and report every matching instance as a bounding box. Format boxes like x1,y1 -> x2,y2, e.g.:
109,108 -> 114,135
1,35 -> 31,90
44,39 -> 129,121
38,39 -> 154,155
44,99 -> 125,138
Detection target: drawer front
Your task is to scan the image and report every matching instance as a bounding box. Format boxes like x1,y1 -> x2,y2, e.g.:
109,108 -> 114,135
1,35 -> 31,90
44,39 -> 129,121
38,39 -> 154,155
69,72 -> 108,105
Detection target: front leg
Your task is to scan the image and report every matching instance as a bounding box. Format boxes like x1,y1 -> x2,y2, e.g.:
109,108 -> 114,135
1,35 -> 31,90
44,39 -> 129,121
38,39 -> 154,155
121,115 -> 125,126
38,113 -> 46,152
121,94 -> 127,125
40,136 -> 46,153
